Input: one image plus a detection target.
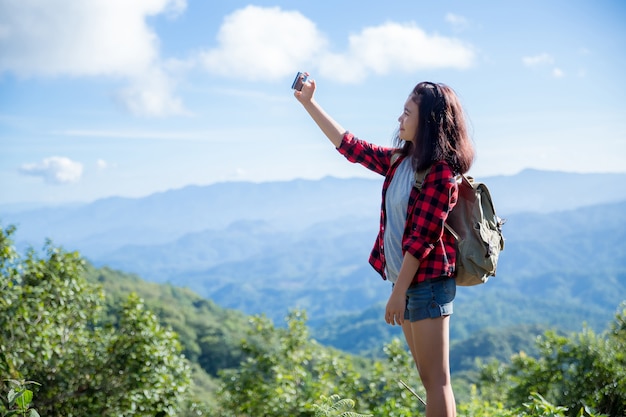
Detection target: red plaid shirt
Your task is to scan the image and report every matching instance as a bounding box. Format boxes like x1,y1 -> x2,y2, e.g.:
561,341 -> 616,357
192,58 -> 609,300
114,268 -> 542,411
337,132 -> 458,284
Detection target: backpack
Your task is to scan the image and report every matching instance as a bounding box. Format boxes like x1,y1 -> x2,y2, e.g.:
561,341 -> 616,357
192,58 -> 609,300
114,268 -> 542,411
414,170 -> 505,286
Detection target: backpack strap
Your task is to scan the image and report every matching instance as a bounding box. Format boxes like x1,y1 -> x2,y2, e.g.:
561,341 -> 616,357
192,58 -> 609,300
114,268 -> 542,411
413,168 -> 429,190
390,151 -> 403,167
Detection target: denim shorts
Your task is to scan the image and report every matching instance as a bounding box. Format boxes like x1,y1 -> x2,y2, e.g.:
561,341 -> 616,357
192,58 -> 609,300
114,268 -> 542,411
402,277 -> 456,322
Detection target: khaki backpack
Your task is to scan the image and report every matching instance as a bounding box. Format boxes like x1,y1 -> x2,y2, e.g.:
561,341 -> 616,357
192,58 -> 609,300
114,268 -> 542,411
414,169 -> 506,286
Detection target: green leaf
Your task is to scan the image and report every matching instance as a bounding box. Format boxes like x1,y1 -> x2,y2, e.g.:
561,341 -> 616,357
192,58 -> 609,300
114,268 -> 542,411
16,389 -> 33,408
7,388 -> 19,405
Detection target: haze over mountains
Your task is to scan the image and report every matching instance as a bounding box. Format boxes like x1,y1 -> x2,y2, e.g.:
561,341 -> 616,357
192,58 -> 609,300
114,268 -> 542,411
4,169 -> 625,253
2,169 -> 626,349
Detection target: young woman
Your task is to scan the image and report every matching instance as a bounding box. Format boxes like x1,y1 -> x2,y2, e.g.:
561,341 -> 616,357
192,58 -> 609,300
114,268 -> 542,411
294,73 -> 474,417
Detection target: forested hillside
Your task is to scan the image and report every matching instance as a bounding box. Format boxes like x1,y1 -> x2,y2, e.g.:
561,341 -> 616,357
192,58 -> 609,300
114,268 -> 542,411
3,172 -> 626,416
2,225 -> 625,417
93,199 -> 626,355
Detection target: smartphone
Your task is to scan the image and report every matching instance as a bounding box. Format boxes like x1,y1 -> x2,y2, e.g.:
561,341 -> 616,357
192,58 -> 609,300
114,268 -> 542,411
291,72 -> 308,91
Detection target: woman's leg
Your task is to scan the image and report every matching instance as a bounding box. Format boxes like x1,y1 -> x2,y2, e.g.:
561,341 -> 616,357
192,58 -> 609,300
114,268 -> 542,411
405,315 -> 456,417
402,321 -> 419,369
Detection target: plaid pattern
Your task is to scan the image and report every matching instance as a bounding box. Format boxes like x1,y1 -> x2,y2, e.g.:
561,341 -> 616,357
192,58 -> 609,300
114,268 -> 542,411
337,132 -> 458,284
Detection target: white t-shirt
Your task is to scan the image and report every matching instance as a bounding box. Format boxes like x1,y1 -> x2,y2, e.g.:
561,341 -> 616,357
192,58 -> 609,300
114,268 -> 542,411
384,157 -> 414,283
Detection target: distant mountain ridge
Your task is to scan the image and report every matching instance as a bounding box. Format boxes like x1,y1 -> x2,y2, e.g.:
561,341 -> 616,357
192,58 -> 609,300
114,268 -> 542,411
3,170 -> 626,258
3,177 -> 381,256
482,168 -> 626,213
2,171 -> 626,348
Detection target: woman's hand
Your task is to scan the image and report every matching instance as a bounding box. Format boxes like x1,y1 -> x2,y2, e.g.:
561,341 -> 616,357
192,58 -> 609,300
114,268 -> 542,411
293,72 -> 315,105
292,72 -> 344,148
386,253 -> 420,326
385,290 -> 406,326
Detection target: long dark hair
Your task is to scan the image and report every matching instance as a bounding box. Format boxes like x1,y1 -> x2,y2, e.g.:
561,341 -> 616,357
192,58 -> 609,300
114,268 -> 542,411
394,81 -> 475,174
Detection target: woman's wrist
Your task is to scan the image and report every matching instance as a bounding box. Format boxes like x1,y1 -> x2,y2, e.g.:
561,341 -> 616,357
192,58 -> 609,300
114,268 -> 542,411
301,98 -> 318,111
392,279 -> 411,295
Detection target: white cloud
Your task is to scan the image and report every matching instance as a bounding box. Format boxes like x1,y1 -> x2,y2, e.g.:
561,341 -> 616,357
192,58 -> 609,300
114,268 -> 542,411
552,67 -> 564,78
321,22 -> 474,83
200,7 -> 475,83
522,53 -> 565,78
0,0 -> 184,77
20,157 -> 84,184
522,53 -> 554,67
445,13 -> 470,31
0,2 -> 476,113
200,5 -> 328,81
0,0 -> 187,116
116,67 -> 189,117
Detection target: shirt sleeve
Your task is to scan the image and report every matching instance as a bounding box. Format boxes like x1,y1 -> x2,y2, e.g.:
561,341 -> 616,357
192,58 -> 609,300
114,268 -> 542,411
336,132 -> 394,177
402,162 -> 457,261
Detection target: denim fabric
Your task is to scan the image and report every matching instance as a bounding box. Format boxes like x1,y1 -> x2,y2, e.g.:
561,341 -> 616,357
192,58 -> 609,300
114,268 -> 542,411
403,277 -> 456,322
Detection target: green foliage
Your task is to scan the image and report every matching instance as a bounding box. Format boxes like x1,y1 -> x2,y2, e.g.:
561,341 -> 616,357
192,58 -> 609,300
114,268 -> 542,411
520,392 -> 569,417
86,293 -> 192,416
358,339 -> 422,417
3,222 -> 626,417
2,380 -> 41,417
215,310 -> 424,417
449,324 -> 547,372
0,225 -> 193,416
458,387 -> 610,417
216,310 -> 365,416
311,394 -> 372,417
84,264 -> 251,377
457,384 -> 511,416
477,304 -> 626,417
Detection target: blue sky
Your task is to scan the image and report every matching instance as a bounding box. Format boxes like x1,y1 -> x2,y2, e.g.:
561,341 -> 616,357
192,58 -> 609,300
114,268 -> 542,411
1,0 -> 625,206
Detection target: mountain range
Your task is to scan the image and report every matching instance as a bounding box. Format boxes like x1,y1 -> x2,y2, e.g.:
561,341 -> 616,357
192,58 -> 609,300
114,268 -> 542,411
5,169 -> 626,255
2,169 -> 626,352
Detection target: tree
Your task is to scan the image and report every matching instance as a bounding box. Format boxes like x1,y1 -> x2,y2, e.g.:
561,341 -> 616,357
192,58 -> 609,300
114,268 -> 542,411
0,225 -> 193,416
477,304 -> 626,417
216,309 -> 425,417
217,310 -> 364,416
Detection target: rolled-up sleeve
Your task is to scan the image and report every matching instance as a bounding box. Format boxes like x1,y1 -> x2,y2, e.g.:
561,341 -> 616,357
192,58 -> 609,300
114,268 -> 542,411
336,132 -> 393,177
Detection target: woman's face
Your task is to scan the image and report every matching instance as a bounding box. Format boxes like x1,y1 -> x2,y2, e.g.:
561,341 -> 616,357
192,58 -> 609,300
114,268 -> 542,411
398,95 -> 419,142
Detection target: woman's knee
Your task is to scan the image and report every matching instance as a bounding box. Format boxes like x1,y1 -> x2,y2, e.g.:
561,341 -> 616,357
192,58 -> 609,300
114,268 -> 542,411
417,367 -> 451,391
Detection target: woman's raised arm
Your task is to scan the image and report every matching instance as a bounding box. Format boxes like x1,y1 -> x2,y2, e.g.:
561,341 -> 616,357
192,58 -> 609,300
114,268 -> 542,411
294,74 -> 345,148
